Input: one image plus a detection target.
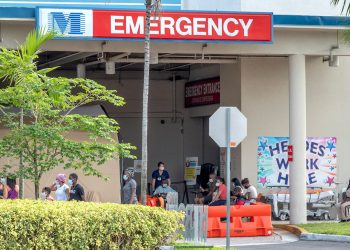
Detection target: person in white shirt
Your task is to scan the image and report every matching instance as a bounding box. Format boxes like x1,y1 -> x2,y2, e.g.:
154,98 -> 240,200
50,173 -> 70,201
242,178 -> 258,202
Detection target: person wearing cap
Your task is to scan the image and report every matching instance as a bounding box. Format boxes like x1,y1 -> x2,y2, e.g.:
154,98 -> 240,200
50,174 -> 70,201
151,162 -> 171,192
153,179 -> 176,196
122,168 -> 138,204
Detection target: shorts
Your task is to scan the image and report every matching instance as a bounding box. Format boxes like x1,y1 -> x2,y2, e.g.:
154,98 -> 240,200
203,195 -> 212,204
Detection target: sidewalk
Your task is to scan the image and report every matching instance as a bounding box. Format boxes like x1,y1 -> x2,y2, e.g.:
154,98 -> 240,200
205,228 -> 299,247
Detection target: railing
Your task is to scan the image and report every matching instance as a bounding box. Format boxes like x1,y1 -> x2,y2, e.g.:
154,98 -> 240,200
167,201 -> 208,244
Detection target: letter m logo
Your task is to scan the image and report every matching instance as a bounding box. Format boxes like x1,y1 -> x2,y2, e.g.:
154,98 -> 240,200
48,12 -> 85,35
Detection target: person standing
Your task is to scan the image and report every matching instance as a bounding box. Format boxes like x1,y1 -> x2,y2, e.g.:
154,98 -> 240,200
68,173 -> 85,201
41,187 -> 54,201
241,178 -> 258,202
123,168 -> 138,204
0,177 -> 6,199
4,177 -> 19,199
151,162 -> 171,192
50,174 -> 70,201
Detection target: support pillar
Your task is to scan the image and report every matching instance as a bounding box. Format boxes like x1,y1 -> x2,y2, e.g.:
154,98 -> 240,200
289,54 -> 307,224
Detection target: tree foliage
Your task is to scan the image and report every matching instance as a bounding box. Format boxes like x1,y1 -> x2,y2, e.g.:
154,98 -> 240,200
0,29 -> 135,198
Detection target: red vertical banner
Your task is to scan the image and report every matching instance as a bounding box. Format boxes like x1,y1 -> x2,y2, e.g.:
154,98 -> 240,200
288,145 -> 293,162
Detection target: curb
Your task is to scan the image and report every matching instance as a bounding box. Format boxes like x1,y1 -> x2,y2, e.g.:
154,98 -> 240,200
274,224 -> 350,243
300,233 -> 350,243
273,224 -> 307,236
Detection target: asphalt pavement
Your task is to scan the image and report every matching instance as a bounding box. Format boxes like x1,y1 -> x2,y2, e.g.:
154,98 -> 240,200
237,240 -> 350,250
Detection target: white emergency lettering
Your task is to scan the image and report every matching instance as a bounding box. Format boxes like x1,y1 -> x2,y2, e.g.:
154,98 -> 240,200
161,17 -> 175,35
110,15 -> 254,37
111,16 -> 124,34
150,16 -> 160,35
126,16 -> 144,34
176,17 -> 192,36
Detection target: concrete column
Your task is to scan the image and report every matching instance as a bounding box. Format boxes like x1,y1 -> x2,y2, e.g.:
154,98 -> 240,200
289,54 -> 307,224
220,62 -> 242,179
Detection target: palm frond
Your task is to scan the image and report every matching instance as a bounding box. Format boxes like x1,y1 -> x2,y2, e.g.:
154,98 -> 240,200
332,0 -> 350,15
20,28 -> 56,59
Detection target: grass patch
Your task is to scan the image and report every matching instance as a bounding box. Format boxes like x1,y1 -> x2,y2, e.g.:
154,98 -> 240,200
298,222 -> 350,236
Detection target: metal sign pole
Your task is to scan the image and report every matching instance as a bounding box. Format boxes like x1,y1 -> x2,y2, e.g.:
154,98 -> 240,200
225,108 -> 231,250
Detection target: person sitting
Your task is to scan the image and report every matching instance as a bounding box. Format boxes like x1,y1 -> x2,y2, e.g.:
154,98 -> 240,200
209,177 -> 227,206
242,178 -> 258,203
336,181 -> 350,222
232,186 -> 246,205
232,177 -> 243,189
41,187 -> 54,201
153,179 -> 176,196
195,172 -> 217,205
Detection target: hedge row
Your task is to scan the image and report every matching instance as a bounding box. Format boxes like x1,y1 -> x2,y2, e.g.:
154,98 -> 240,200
0,200 -> 184,250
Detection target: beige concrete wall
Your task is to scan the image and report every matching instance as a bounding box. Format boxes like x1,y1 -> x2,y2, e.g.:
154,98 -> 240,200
220,62 -> 242,179
241,56 -> 350,190
0,129 -> 121,203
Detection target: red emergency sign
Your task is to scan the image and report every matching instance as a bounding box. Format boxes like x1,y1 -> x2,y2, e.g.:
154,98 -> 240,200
93,10 -> 273,42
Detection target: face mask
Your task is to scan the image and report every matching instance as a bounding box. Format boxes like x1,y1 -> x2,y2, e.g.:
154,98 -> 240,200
159,167 -> 165,171
55,180 -> 60,186
41,192 -> 47,199
209,179 -> 213,183
123,175 -> 129,181
216,183 -> 220,187
68,179 -> 73,186
162,184 -> 168,188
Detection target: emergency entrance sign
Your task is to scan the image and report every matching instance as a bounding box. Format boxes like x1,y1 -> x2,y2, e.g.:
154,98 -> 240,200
38,9 -> 273,42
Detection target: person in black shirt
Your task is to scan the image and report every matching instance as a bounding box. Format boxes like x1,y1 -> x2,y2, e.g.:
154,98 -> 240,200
68,173 -> 85,201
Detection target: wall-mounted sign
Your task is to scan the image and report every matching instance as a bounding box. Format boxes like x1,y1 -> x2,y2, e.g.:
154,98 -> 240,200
257,137 -> 337,189
184,157 -> 200,186
37,9 -> 273,42
185,78 -> 220,108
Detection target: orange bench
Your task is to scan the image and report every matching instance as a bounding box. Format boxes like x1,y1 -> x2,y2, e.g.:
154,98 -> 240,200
207,202 -> 273,237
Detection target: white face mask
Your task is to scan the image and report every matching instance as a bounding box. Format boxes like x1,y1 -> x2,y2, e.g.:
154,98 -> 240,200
123,175 -> 129,181
41,192 -> 47,200
68,179 -> 73,187
216,183 -> 220,187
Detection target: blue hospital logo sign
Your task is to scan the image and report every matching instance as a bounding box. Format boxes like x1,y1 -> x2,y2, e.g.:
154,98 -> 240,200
38,9 -> 93,37
48,12 -> 85,35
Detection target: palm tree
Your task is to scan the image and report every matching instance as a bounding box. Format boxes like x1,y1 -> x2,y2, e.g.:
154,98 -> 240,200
141,0 -> 161,205
332,0 -> 350,15
0,29 -> 55,198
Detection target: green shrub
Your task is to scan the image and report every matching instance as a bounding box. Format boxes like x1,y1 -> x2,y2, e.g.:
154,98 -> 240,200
0,200 -> 184,250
